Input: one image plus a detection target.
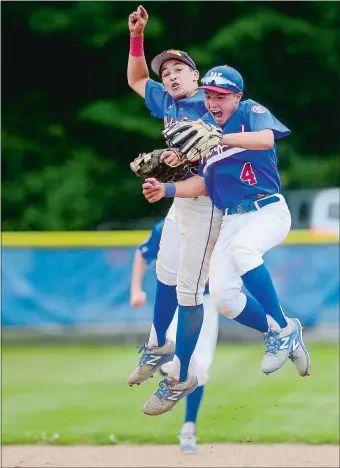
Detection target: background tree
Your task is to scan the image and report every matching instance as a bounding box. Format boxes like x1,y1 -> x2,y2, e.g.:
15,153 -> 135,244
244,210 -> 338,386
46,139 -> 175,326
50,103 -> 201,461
2,1 -> 339,230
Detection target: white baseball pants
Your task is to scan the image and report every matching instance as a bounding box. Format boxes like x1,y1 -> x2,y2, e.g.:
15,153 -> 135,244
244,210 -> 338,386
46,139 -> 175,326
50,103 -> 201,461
156,197 -> 222,306
209,194 -> 292,319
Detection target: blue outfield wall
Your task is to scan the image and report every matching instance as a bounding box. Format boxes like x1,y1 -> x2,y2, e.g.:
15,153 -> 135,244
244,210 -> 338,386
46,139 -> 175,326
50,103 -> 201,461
2,243 -> 339,329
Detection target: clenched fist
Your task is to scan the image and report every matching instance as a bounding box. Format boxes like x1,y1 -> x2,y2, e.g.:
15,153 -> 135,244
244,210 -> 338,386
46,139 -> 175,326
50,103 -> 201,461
130,289 -> 147,308
128,5 -> 148,37
142,178 -> 165,203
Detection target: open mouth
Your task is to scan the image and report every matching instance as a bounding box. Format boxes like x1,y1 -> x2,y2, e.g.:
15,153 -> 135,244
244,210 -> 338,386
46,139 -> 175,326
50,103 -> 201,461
211,110 -> 223,119
171,83 -> 181,90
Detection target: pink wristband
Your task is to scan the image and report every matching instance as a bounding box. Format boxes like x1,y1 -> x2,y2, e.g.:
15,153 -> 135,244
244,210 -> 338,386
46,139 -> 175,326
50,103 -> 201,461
130,35 -> 144,57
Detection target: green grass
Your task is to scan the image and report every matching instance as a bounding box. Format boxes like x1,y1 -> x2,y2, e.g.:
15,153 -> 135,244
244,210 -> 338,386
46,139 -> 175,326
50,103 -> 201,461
2,343 -> 339,445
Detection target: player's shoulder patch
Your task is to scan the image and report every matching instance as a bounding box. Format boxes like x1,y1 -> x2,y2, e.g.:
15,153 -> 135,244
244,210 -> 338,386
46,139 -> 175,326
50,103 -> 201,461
251,104 -> 267,114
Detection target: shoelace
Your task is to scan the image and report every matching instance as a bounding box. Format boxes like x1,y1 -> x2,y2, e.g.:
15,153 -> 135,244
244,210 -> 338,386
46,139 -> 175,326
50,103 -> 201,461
264,330 -> 281,355
155,378 -> 174,401
138,343 -> 152,365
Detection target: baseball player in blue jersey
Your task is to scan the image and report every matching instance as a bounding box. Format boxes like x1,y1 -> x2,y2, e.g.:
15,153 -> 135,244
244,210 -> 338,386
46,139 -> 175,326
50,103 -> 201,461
143,65 -> 311,386
130,220 -> 219,452
127,6 -> 223,417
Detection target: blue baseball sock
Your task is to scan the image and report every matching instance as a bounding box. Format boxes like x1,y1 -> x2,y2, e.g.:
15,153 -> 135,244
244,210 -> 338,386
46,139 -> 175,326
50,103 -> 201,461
233,294 -> 268,333
242,264 -> 288,329
152,280 -> 178,347
185,385 -> 204,423
176,304 -> 204,382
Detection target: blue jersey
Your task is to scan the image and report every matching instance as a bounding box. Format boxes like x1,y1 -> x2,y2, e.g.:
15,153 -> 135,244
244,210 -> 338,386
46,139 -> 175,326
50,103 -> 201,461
137,219 -> 209,294
145,79 -> 206,125
145,79 -> 207,178
200,100 -> 291,210
137,220 -> 165,265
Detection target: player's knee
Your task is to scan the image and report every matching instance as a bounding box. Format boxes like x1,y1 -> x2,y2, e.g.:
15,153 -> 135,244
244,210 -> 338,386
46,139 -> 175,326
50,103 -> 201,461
177,275 -> 205,306
156,260 -> 177,286
229,240 -> 259,276
212,290 -> 243,319
177,289 -> 204,307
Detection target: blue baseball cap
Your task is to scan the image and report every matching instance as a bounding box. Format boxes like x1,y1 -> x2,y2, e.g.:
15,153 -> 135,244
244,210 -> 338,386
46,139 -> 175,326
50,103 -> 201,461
151,49 -> 197,77
199,65 -> 244,94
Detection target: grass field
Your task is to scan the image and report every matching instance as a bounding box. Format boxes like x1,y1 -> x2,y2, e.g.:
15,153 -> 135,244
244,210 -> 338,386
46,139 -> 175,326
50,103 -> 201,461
2,343 -> 339,445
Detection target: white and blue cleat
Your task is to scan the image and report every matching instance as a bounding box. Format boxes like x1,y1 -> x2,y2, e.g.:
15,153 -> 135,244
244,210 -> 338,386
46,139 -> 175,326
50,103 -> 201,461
179,422 -> 197,454
262,317 -> 310,376
143,375 -> 198,416
289,317 -> 311,376
127,339 -> 175,386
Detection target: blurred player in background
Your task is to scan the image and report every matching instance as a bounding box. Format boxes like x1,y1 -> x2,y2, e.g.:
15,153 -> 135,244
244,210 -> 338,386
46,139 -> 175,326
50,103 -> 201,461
130,220 -> 219,453
127,4 -> 223,416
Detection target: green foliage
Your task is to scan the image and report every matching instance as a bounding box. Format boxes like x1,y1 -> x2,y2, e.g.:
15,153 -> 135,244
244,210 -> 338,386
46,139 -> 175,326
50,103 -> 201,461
2,1 -> 340,230
280,154 -> 340,189
2,343 -> 339,444
79,96 -> 163,139
190,7 -> 338,70
29,2 -> 164,48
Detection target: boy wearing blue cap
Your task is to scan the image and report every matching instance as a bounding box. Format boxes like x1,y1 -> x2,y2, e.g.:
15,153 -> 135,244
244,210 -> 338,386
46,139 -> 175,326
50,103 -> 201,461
143,65 -> 311,413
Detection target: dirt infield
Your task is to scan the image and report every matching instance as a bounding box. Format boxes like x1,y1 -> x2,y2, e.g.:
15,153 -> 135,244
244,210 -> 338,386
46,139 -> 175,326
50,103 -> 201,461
2,444 -> 339,467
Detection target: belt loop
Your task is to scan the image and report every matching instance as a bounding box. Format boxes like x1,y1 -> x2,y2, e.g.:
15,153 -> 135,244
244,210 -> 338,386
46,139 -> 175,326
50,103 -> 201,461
254,199 -> 261,211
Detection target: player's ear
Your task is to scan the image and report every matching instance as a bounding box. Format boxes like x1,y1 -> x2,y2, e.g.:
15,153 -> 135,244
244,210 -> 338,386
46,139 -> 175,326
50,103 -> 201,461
192,69 -> 199,82
234,92 -> 242,103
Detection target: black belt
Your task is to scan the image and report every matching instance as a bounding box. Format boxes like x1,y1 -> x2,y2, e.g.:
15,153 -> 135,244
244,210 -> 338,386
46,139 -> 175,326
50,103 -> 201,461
222,195 -> 281,216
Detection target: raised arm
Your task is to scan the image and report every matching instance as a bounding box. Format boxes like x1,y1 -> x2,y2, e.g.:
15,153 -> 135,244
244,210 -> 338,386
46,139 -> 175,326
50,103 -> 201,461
127,5 -> 149,98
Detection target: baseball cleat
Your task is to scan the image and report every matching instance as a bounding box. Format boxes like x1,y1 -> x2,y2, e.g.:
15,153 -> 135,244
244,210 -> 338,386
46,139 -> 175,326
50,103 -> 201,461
127,339 -> 175,386
289,318 -> 311,376
179,422 -> 197,454
262,318 -> 298,374
143,375 -> 198,416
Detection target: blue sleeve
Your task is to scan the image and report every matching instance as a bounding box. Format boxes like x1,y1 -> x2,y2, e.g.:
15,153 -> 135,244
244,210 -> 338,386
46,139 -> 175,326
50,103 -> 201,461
137,220 -> 164,264
247,103 -> 291,140
145,79 -> 168,119
198,160 -> 205,177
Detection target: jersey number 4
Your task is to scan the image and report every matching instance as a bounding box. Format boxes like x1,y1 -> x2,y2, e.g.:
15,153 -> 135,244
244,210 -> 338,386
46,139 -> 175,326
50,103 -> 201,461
240,162 -> 257,185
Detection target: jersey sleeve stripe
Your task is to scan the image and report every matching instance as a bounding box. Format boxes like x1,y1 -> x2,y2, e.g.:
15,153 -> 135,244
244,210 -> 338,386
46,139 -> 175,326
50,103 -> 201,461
203,147 -> 248,172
